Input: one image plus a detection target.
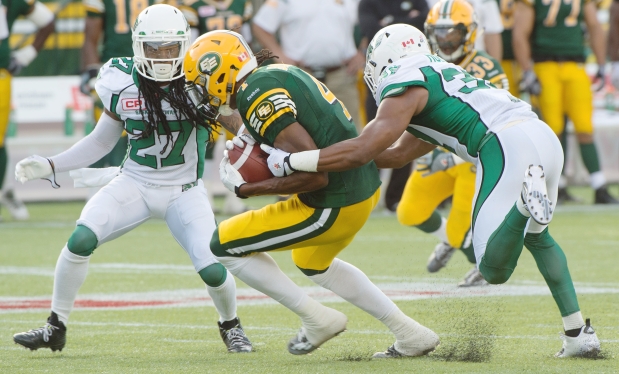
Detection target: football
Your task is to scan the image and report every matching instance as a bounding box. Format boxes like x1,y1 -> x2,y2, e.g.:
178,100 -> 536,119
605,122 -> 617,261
227,142 -> 274,183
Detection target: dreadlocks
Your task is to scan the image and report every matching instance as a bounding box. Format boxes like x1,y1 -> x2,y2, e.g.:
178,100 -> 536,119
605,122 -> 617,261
136,74 -> 217,154
255,49 -> 277,67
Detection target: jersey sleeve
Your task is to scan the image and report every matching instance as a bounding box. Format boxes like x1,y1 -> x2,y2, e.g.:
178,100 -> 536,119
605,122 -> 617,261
237,75 -> 298,145
376,56 -> 431,105
95,58 -> 135,116
83,0 -> 105,17
465,51 -> 509,90
251,0 -> 286,34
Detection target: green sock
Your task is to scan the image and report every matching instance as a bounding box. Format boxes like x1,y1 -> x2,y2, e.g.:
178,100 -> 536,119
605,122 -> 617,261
579,143 -> 601,174
460,243 -> 476,264
414,211 -> 442,233
479,204 -> 528,284
524,228 -> 580,316
559,131 -> 568,173
0,146 -> 7,190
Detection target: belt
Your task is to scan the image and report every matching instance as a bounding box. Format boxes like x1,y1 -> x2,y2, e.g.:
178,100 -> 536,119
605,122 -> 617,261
302,65 -> 343,81
182,180 -> 199,192
532,55 -> 585,63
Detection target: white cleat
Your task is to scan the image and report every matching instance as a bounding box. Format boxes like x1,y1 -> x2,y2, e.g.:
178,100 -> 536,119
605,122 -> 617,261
426,242 -> 456,273
522,165 -> 553,225
555,319 -> 601,358
458,267 -> 489,287
373,323 -> 440,358
287,307 -> 347,355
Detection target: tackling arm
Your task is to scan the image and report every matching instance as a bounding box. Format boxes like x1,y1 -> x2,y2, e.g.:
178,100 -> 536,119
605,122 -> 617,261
373,131 -> 436,169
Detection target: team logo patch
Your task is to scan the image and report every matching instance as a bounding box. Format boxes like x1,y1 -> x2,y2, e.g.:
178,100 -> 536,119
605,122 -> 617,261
256,101 -> 274,120
238,51 -> 249,62
122,98 -> 145,111
198,52 -> 222,75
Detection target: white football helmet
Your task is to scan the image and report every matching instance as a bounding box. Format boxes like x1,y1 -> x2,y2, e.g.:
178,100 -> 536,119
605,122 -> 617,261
132,4 -> 191,81
364,24 -> 431,96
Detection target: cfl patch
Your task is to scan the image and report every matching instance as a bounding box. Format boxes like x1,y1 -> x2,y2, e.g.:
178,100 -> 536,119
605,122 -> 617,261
247,90 -> 297,135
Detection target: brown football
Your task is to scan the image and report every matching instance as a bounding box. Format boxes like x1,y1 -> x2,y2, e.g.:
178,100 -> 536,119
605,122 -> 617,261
227,142 -> 274,183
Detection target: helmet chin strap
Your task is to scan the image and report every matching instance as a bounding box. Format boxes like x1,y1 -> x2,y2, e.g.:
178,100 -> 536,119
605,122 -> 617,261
218,66 -> 237,116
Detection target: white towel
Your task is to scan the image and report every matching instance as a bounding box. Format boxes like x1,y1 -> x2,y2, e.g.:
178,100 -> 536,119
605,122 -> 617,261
69,167 -> 120,188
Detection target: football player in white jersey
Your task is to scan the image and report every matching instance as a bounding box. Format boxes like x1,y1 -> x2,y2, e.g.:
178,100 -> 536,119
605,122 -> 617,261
12,4 -> 252,354
262,24 -> 601,358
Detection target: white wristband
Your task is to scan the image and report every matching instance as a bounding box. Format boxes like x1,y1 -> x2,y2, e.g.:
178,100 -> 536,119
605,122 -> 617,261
289,149 -> 320,172
28,2 -> 54,28
12,45 -> 37,66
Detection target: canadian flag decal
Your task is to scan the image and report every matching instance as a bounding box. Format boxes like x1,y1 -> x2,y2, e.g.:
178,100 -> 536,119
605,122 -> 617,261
401,38 -> 415,47
238,51 -> 249,62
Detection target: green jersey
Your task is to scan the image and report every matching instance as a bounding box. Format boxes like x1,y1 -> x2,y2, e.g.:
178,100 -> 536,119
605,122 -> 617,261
460,50 -> 509,91
374,54 -> 536,163
520,0 -> 588,60
0,0 -> 34,69
84,0 -> 156,63
496,0 -> 514,60
181,0 -> 251,35
237,64 -> 381,209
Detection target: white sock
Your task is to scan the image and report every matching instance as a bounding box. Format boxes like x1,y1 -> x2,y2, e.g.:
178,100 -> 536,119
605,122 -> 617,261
206,270 -> 237,323
429,217 -> 448,243
516,196 -> 531,217
51,245 -> 90,324
590,171 -> 606,190
309,259 -> 397,320
563,311 -> 585,331
558,175 -> 568,189
380,308 -> 422,341
219,253 -> 323,321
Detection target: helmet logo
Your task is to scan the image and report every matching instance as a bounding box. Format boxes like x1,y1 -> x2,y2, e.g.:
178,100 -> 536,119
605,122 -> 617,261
198,52 -> 222,75
238,51 -> 250,62
402,38 -> 416,48
256,101 -> 274,120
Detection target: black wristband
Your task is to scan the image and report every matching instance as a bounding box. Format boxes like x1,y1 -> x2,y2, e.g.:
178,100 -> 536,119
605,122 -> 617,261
235,184 -> 248,199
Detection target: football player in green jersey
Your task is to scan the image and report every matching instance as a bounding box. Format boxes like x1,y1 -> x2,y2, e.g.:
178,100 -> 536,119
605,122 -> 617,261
184,30 -> 440,358
0,0 -> 54,220
265,23 -> 602,357
13,5 -> 252,354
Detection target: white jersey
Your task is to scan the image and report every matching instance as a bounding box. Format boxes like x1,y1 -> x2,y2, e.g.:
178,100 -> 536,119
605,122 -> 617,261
374,53 -> 536,163
95,58 -> 208,186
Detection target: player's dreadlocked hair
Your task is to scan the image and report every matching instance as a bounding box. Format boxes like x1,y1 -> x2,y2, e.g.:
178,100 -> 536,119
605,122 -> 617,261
255,49 -> 277,67
136,74 -> 217,154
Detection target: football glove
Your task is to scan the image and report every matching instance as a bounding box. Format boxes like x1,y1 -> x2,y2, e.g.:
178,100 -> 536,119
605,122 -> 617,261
219,151 -> 247,198
8,45 -> 37,76
225,133 -> 256,151
592,64 -> 606,92
80,65 -> 100,96
15,155 -> 60,188
416,150 -> 455,176
260,144 -> 296,177
519,69 -> 541,96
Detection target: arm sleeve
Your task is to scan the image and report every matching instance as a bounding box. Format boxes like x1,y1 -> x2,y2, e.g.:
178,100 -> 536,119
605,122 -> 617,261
252,0 -> 286,34
49,112 -> 124,172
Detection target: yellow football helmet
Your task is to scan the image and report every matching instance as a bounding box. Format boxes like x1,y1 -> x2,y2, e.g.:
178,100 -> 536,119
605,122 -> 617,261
184,30 -> 257,117
425,0 -> 478,63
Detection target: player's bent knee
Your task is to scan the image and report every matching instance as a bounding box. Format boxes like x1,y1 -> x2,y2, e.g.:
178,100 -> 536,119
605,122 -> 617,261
67,225 -> 98,257
479,260 -> 513,285
198,263 -> 227,287
210,228 -> 230,258
296,265 -> 329,276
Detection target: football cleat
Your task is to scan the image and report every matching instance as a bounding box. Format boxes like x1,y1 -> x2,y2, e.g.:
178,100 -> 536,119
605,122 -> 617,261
555,319 -> 601,358
426,242 -> 456,273
522,165 -> 553,225
218,317 -> 253,353
287,307 -> 347,355
594,186 -> 619,204
13,312 -> 66,351
1,189 -> 29,220
458,267 -> 488,287
373,323 -> 440,358
556,187 -> 580,204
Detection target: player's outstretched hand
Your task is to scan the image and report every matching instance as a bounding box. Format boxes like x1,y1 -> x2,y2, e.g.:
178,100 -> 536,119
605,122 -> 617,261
417,150 -> 455,177
519,69 -> 541,96
15,155 -> 53,184
219,151 -> 247,198
225,134 -> 256,151
260,144 -> 296,177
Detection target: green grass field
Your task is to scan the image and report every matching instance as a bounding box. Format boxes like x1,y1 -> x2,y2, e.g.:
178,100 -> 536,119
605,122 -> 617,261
1,188 -> 618,373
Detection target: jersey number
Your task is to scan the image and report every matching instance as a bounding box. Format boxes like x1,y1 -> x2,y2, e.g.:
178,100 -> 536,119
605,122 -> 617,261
442,67 -> 491,94
309,75 -> 353,121
206,15 -> 243,32
114,0 -> 150,34
125,119 -> 193,168
541,0 -> 581,27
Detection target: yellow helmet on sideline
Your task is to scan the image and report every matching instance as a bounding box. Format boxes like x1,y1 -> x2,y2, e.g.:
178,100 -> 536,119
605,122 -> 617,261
425,0 -> 478,63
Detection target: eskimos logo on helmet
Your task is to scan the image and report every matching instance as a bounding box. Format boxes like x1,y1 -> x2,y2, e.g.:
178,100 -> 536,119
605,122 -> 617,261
198,52 -> 222,75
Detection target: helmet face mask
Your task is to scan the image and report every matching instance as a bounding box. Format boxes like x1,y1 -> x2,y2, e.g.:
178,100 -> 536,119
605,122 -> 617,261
425,0 -> 477,63
184,30 -> 257,116
132,4 -> 190,82
364,24 -> 431,97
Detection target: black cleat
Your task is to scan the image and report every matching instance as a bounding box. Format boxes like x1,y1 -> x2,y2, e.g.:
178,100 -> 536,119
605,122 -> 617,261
556,187 -> 580,204
218,317 -> 253,353
13,312 -> 66,352
594,186 -> 619,204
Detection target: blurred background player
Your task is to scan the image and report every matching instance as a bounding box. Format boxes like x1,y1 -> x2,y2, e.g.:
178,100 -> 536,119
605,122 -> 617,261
496,0 -> 520,97
251,0 -> 365,132
80,0 -> 158,176
396,0 -> 509,287
513,0 -> 619,204
358,0 -> 429,212
0,0 -> 54,220
609,0 -> 619,89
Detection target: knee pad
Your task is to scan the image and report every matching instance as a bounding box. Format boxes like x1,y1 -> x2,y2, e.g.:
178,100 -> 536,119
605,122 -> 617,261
67,225 -> 98,257
198,263 -> 227,287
